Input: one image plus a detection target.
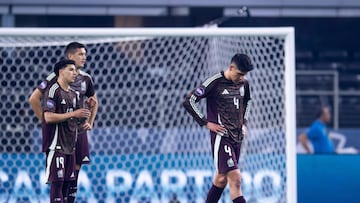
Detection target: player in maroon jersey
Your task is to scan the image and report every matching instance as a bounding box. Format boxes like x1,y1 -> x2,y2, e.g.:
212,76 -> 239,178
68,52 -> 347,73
43,60 -> 91,203
183,53 -> 253,203
29,42 -> 98,203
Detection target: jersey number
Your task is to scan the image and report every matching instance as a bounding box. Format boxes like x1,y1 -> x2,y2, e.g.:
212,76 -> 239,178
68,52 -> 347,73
224,145 -> 232,157
56,157 -> 65,169
233,97 -> 239,109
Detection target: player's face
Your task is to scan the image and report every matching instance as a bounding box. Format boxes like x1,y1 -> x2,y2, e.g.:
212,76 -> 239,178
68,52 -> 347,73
60,64 -> 78,84
322,107 -> 331,123
230,64 -> 247,83
68,48 -> 86,69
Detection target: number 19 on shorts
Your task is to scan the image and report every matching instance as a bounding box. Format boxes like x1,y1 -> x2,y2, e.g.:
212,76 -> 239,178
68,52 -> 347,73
56,157 -> 65,169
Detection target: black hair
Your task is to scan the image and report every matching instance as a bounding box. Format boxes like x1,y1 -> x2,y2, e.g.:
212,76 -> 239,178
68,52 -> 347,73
54,60 -> 76,76
65,42 -> 86,56
231,53 -> 254,72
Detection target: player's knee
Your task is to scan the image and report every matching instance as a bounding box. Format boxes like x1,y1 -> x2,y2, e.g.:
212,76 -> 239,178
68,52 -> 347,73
229,175 -> 242,189
214,175 -> 227,187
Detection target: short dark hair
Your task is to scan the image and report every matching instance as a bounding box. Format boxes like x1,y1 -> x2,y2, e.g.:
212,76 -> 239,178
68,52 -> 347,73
54,60 -> 76,76
65,42 -> 86,56
231,53 -> 254,72
316,106 -> 330,118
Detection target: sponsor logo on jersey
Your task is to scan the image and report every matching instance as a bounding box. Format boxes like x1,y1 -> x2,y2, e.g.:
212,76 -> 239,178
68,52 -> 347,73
57,170 -> 64,178
82,156 -> 90,162
194,87 -> 205,96
227,158 -> 235,167
239,86 -> 245,96
221,89 -> 229,95
39,81 -> 47,90
61,99 -> 66,105
70,172 -> 75,178
81,82 -> 86,91
46,100 -> 55,109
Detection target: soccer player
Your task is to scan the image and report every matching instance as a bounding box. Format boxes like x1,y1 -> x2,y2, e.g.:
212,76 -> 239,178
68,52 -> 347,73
183,53 -> 253,203
43,60 -> 91,203
298,106 -> 335,154
29,42 -> 98,203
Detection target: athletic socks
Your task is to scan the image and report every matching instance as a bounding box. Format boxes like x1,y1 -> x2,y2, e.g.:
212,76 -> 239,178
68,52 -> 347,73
62,181 -> 70,203
205,184 -> 225,203
67,170 -> 79,203
50,181 -> 64,203
233,196 -> 246,203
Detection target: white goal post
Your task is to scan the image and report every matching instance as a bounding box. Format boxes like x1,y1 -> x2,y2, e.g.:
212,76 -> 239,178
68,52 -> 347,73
0,27 -> 296,203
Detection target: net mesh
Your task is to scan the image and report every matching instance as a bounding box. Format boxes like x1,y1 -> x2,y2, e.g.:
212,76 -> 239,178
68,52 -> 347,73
0,32 -> 288,203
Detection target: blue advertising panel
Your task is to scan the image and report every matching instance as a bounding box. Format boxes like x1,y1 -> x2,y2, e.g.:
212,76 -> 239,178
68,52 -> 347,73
0,153 -> 284,203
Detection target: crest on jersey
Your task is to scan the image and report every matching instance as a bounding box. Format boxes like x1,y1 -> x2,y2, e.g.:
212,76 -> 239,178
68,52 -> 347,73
239,86 -> 245,96
227,158 -> 235,167
39,81 -> 47,90
81,82 -> 86,91
46,100 -> 55,109
194,86 -> 205,96
57,170 -> 64,178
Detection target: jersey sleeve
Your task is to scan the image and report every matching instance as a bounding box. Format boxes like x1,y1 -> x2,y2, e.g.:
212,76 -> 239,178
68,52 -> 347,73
43,88 -> 57,113
306,124 -> 321,140
243,80 -> 252,125
182,75 -> 218,126
37,72 -> 57,94
85,75 -> 95,98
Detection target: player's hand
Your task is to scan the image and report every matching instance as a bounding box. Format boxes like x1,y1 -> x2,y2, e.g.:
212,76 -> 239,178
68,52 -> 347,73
206,122 -> 227,136
242,125 -> 247,137
72,108 -> 91,119
85,96 -> 97,109
82,122 -> 93,131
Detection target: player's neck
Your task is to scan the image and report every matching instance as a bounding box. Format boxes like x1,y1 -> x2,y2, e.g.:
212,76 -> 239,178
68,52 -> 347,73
57,78 -> 70,91
223,69 -> 231,81
318,118 -> 326,124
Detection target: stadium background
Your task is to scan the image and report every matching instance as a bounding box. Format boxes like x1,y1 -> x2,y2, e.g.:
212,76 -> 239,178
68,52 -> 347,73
1,0 -> 360,203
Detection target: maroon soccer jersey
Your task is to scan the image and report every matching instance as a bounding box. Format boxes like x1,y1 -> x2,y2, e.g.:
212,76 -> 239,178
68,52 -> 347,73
43,83 -> 80,154
183,71 -> 251,143
37,70 -> 95,107
38,70 -> 95,152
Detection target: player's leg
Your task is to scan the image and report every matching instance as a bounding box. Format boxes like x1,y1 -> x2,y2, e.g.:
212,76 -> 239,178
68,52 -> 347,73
51,181 -> 64,203
206,134 -> 229,203
64,153 -> 76,203
68,132 -> 90,203
206,173 -> 227,203
62,181 -> 69,203
227,142 -> 246,203
46,151 -> 66,203
227,169 -> 246,203
67,165 -> 79,203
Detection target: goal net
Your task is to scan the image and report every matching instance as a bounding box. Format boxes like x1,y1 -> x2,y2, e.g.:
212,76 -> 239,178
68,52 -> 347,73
0,28 -> 296,203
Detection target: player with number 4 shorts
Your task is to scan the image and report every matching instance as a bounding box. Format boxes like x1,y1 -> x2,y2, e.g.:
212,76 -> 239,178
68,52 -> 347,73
183,53 -> 253,203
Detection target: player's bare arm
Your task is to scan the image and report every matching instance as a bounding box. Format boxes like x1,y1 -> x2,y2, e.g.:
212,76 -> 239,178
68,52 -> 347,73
29,88 -> 44,121
85,93 -> 99,129
299,133 -> 311,154
44,108 -> 90,123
